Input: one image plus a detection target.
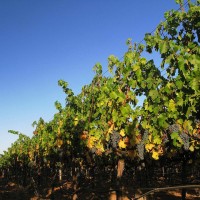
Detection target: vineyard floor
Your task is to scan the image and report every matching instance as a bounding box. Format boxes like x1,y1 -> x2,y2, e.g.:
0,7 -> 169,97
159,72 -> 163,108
0,178 -> 199,199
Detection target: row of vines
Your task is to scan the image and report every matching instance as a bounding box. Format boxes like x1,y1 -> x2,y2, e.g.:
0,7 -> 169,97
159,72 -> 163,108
0,1 -> 200,199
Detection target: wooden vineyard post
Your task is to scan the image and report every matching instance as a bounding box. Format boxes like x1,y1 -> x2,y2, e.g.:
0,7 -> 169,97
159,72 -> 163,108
109,159 -> 125,200
117,158 -> 124,199
117,159 -> 125,179
109,190 -> 117,200
111,158 -> 128,200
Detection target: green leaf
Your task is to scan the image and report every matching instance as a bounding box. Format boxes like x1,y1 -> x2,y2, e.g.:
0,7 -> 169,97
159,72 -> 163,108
178,57 -> 186,74
149,90 -> 159,100
190,78 -> 199,91
8,130 -> 19,135
112,110 -> 118,123
159,40 -> 170,54
190,55 -> 200,66
148,105 -> 153,112
158,114 -> 168,129
141,120 -> 148,129
92,63 -> 102,75
175,0 -> 183,5
129,80 -> 137,88
141,82 -> 146,89
176,97 -> 183,107
171,132 -> 179,139
125,52 -> 134,65
175,80 -> 183,90
153,136 -> 162,144
110,91 -> 118,99
120,106 -> 130,116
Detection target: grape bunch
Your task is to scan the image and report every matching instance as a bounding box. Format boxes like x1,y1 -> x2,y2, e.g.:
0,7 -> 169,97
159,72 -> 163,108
136,131 -> 148,160
110,131 -> 120,149
143,130 -> 148,142
137,142 -> 144,160
180,132 -> 190,150
168,124 -> 180,133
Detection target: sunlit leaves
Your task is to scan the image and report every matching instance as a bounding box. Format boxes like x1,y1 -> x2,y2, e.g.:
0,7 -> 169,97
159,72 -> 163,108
149,90 -> 159,100
132,65 -> 140,71
120,129 -> 125,137
168,99 -> 176,112
159,40 -> 170,54
145,143 -> 155,152
152,151 -> 159,160
118,139 -> 127,149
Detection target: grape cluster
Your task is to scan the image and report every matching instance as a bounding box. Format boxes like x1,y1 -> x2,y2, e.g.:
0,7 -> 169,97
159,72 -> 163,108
168,124 -> 180,133
110,131 -> 120,149
143,130 -> 148,142
136,131 -> 148,160
180,132 -> 190,150
137,143 -> 144,160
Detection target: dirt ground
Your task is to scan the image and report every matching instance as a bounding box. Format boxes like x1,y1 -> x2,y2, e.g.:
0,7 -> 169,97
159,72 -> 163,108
0,180 -> 200,200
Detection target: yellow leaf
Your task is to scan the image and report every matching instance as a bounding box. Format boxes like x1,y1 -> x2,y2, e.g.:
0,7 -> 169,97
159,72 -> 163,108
120,129 -> 125,137
189,145 -> 194,152
57,139 -> 63,148
87,136 -> 96,148
148,134 -> 152,142
66,140 -> 71,145
193,129 -> 197,134
176,119 -> 183,125
145,143 -> 155,152
166,82 -> 172,88
108,101 -> 112,107
144,101 -> 149,110
152,151 -> 159,160
183,120 -> 193,131
132,65 -> 140,71
87,140 -> 93,148
118,139 -> 127,149
100,101 -> 104,106
74,117 -> 78,126
36,144 -> 39,150
108,124 -> 114,134
140,58 -> 147,65
59,120 -> 63,126
95,143 -> 105,153
169,99 -> 176,112
57,128 -> 61,136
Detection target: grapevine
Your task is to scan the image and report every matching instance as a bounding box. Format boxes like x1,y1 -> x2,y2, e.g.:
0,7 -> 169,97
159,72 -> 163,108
0,2 -> 200,198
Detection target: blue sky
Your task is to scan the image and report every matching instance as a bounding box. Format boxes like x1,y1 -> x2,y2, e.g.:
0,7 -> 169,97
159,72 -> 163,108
0,0 -> 183,153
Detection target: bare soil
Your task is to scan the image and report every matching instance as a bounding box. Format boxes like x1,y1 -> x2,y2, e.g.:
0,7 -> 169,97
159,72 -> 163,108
0,179 -> 200,200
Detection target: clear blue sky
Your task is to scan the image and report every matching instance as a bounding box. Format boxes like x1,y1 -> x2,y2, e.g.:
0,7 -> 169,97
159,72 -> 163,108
0,0 -> 183,153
